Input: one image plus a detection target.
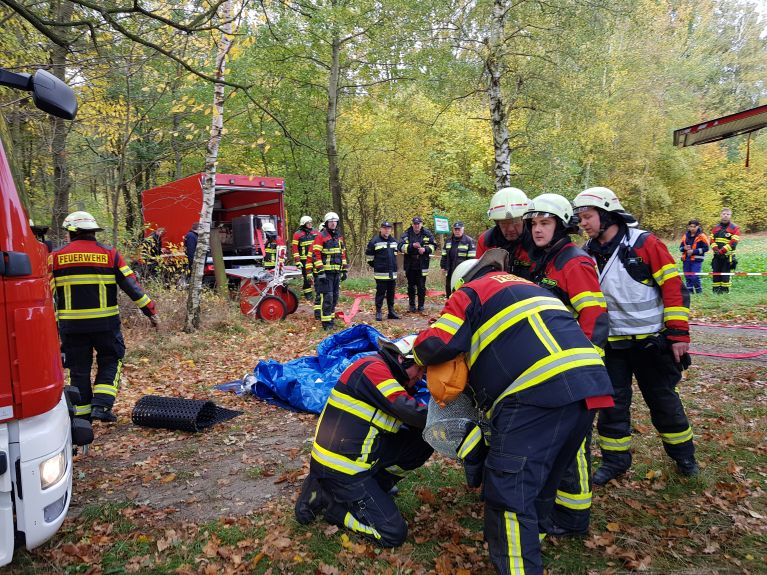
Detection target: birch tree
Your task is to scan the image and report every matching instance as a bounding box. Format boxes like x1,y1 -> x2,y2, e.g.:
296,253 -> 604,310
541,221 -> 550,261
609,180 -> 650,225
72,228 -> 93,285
185,0 -> 236,332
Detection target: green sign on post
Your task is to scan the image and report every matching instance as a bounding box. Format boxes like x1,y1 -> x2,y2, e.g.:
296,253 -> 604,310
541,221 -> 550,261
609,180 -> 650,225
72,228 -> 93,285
433,214 -> 450,234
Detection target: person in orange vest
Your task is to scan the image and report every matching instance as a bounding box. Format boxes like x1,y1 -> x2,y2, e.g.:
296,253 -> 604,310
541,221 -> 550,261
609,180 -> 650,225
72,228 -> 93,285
292,215 -> 319,301
679,219 -> 709,294
51,211 -> 158,423
710,208 -> 740,294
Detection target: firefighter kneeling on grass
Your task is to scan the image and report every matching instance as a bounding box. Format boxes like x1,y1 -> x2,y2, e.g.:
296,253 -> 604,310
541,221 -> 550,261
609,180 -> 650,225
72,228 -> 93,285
294,335 -> 433,546
51,211 -> 159,423
412,249 -> 613,575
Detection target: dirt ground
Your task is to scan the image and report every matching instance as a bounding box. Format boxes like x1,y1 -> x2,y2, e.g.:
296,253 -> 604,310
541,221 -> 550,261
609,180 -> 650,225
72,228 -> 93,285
66,293 -> 767,525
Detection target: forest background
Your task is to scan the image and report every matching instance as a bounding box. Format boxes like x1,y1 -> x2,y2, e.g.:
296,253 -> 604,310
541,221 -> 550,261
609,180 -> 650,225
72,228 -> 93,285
1,0 -> 766,269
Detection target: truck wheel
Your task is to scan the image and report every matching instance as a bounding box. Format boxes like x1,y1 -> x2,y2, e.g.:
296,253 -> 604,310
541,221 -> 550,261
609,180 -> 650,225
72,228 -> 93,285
277,286 -> 299,314
256,295 -> 287,322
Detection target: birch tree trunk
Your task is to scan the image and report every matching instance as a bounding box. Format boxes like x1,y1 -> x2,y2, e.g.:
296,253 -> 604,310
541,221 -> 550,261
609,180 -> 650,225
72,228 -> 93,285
487,0 -> 511,191
185,0 -> 235,332
49,0 -> 73,247
326,30 -> 344,222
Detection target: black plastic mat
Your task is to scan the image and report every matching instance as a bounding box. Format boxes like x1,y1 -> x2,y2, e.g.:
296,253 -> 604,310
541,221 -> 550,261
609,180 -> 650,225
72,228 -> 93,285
131,395 -> 242,432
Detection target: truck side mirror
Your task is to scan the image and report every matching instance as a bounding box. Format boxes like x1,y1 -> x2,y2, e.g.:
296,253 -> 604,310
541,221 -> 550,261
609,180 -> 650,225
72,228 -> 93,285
0,68 -> 77,120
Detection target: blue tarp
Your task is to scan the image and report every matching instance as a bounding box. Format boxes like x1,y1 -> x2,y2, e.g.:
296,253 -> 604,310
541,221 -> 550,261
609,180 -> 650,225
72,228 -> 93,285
218,325 -> 429,414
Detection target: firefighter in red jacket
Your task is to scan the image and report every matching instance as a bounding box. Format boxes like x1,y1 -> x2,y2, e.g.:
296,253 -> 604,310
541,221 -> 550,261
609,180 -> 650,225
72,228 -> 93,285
294,335 -> 433,547
679,219 -> 709,294
309,212 -> 348,329
573,187 -> 698,485
51,211 -> 158,422
413,248 -> 613,575
523,193 -> 609,537
292,215 -> 318,301
476,187 -> 534,279
710,208 -> 740,294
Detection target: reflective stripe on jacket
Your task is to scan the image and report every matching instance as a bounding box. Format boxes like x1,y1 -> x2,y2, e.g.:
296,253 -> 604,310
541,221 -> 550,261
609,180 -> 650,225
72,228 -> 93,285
311,355 -> 427,477
398,226 -> 435,275
292,227 -> 318,269
711,222 -> 740,255
50,238 -> 156,333
679,228 -> 709,262
413,271 -> 612,413
365,234 -> 398,280
441,234 -> 476,273
309,229 -> 348,273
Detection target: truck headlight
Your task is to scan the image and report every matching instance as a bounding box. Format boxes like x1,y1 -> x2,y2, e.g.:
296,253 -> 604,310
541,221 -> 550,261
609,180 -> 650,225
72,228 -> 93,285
39,450 -> 67,490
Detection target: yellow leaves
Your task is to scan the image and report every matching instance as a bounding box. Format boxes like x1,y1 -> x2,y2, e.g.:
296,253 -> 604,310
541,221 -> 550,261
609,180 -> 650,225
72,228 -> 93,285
340,533 -> 353,549
606,522 -> 621,532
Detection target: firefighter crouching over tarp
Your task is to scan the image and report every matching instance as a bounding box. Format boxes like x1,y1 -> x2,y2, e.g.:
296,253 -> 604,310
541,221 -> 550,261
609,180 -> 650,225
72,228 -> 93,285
413,249 -> 614,575
294,335 -> 433,547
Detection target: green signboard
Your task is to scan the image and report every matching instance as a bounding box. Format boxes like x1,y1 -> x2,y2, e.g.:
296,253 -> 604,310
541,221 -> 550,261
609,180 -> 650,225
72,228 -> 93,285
434,215 -> 450,234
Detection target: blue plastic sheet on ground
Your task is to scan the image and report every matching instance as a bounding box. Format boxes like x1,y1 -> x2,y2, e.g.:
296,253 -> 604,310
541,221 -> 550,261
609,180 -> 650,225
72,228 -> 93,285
216,324 -> 429,414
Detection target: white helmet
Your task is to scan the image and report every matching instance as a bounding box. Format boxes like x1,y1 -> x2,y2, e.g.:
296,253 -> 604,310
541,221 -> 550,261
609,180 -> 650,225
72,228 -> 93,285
62,211 -> 103,232
487,187 -> 529,221
572,186 -> 625,213
523,194 -> 574,226
262,221 -> 276,234
450,248 -> 509,291
378,334 -> 417,361
324,211 -> 340,223
299,215 -> 313,227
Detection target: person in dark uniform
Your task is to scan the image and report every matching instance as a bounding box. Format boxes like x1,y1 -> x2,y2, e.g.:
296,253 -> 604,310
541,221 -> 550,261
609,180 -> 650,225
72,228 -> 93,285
294,335 -> 432,547
440,221 -> 476,297
51,211 -> 159,423
366,221 -> 400,321
398,216 -> 435,312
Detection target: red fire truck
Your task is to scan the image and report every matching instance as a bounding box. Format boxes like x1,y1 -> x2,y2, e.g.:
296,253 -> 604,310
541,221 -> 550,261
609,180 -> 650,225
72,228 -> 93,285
1,68 -> 93,567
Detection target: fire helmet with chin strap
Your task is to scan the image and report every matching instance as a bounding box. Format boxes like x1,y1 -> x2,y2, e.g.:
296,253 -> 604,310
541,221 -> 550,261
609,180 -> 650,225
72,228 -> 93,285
62,211 -> 103,232
487,187 -> 529,221
299,215 -> 313,227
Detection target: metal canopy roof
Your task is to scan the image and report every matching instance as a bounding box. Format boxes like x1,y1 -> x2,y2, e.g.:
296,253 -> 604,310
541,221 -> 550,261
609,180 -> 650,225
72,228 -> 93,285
673,104 -> 767,147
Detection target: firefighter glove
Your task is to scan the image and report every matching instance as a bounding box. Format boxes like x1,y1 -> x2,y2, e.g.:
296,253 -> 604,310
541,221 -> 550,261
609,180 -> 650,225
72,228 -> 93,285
341,271 -> 348,282
150,314 -> 160,329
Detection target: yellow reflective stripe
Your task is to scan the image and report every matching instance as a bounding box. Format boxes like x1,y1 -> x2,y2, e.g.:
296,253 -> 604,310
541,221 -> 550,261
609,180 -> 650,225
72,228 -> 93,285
608,333 -> 652,342
528,313 -> 561,355
555,489 -> 592,510
360,427 -> 378,463
433,313 -> 463,336
653,263 -> 679,286
385,464 -> 408,477
504,511 -> 525,574
577,437 -> 589,493
98,282 -> 106,310
75,404 -> 91,416
93,384 -> 118,397
376,378 -> 404,398
54,274 -> 116,286
597,433 -> 632,451
57,306 -> 120,320
343,512 -> 381,539
659,426 -> 693,445
327,389 -> 401,432
663,306 -> 689,322
469,296 -> 568,367
311,442 -> 372,474
488,347 -> 603,416
570,291 -> 607,312
457,425 -> 483,460
64,284 -> 71,310
119,265 -> 134,277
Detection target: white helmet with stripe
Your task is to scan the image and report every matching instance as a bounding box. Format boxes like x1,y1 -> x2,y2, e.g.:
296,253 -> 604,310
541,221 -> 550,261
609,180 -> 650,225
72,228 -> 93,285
299,215 -> 313,227
487,187 -> 529,221
62,211 -> 103,232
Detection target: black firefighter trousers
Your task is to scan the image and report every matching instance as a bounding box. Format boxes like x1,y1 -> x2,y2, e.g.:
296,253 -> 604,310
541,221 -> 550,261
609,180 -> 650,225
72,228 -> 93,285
313,427 -> 433,547
596,341 -> 695,475
405,268 -> 426,310
61,329 -> 126,417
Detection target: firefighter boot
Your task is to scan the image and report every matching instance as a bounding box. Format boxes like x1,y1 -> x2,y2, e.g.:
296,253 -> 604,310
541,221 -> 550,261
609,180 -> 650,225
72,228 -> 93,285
295,474 -> 329,525
592,464 -> 627,486
375,309 -> 383,322
387,307 -> 400,320
676,458 -> 700,477
91,405 -> 117,423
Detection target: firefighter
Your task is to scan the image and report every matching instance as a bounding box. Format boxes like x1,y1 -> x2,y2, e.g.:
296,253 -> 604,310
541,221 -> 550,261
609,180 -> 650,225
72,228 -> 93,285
398,216 -> 436,312
710,208 -> 740,294
476,187 -> 534,279
679,219 -> 709,294
294,335 -> 433,547
365,221 -> 400,321
522,193 -> 610,537
573,186 -> 698,485
310,212 -> 348,330
183,222 -> 201,276
440,221 -> 476,297
292,215 -> 319,301
413,249 -> 613,575
51,211 -> 159,422
262,221 -> 286,271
